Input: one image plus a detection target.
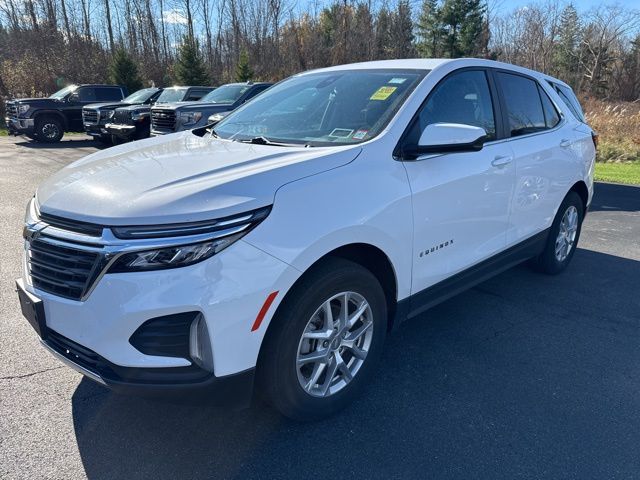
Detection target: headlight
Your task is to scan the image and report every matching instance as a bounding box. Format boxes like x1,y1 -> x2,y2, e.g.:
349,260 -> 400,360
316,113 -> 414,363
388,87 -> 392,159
108,235 -> 242,273
18,104 -> 30,115
107,206 -> 271,272
179,111 -> 202,125
131,110 -> 149,121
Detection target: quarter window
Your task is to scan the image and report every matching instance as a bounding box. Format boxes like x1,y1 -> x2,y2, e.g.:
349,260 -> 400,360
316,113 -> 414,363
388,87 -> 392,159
407,70 -> 496,145
496,72 -> 547,137
549,82 -> 586,123
538,85 -> 560,129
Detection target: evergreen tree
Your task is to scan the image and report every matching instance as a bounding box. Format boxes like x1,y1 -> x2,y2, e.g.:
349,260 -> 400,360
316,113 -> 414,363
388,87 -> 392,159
235,50 -> 254,82
391,0 -> 416,58
174,36 -> 210,85
416,0 -> 444,58
374,7 -> 393,59
108,48 -> 143,93
439,0 -> 486,58
555,4 -> 581,88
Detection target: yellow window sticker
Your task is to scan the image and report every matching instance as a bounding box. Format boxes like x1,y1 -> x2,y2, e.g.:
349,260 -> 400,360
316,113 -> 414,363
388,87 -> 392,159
370,86 -> 397,101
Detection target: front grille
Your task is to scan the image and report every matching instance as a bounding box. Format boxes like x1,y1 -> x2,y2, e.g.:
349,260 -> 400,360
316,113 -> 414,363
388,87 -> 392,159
27,237 -> 103,300
6,102 -> 18,120
39,211 -> 103,237
82,108 -> 99,124
113,109 -> 133,125
151,109 -> 176,131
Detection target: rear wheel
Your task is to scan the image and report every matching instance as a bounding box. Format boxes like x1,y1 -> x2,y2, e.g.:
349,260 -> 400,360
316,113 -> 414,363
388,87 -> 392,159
35,116 -> 63,143
258,258 -> 387,421
530,191 -> 584,274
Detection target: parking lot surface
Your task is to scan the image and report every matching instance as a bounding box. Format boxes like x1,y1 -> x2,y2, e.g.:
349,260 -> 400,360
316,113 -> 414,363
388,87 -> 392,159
1,135 -> 639,479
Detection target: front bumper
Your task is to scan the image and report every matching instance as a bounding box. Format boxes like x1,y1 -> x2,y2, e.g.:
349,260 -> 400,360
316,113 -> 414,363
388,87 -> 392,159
105,123 -> 137,139
20,238 -> 299,400
84,123 -> 108,136
5,117 -> 35,135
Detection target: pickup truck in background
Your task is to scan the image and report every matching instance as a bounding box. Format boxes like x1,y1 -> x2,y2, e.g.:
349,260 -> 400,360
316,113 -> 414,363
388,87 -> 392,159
82,88 -> 162,144
106,85 -> 215,144
150,82 -> 272,136
5,84 -> 128,143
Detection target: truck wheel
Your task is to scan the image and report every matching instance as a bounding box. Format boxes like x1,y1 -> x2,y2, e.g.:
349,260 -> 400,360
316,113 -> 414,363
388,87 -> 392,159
111,135 -> 125,145
35,117 -> 63,143
96,134 -> 112,145
258,258 -> 387,421
530,191 -> 584,275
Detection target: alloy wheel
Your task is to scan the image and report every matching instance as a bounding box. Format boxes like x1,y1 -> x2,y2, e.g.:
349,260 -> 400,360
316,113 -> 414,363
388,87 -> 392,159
296,291 -> 374,397
555,205 -> 579,262
41,123 -> 60,140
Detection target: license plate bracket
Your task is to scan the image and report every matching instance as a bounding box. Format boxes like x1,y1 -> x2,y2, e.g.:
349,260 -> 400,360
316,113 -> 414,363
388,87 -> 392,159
16,280 -> 47,339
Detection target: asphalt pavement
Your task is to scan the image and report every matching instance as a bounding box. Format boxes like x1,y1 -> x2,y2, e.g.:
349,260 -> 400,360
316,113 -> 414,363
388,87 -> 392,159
1,135 -> 639,479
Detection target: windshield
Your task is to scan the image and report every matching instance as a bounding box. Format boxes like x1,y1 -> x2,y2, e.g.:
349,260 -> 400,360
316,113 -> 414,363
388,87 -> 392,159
156,88 -> 187,103
123,88 -> 159,104
214,69 -> 427,146
201,84 -> 251,104
49,85 -> 77,100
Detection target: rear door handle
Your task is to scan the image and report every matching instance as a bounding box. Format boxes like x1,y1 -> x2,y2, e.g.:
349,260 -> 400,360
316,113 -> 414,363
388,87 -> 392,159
560,139 -> 572,148
491,155 -> 513,167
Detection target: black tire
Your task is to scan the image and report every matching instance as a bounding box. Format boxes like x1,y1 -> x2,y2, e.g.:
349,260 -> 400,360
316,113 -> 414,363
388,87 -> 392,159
258,258 -> 387,421
530,191 -> 584,274
96,134 -> 112,145
111,134 -> 125,145
35,116 -> 63,143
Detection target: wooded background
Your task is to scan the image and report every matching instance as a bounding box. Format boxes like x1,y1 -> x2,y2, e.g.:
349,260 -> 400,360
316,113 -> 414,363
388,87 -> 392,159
0,0 -> 639,101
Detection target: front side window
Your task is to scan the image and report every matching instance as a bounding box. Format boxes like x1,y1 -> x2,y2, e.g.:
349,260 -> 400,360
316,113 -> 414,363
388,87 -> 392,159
77,88 -> 97,102
95,87 -> 123,101
497,72 -> 546,137
214,69 -> 427,146
405,69 -> 496,146
49,85 -> 77,100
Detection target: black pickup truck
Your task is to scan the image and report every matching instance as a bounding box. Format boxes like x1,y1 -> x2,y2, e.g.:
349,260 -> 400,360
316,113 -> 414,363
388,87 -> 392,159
5,84 -> 127,142
82,88 -> 162,143
106,86 -> 214,143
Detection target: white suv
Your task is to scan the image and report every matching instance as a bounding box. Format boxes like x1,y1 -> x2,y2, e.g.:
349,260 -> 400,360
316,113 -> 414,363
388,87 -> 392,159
17,59 -> 596,420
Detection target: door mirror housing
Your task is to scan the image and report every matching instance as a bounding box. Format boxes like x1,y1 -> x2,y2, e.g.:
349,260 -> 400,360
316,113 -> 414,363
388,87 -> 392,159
405,123 -> 488,158
68,93 -> 80,103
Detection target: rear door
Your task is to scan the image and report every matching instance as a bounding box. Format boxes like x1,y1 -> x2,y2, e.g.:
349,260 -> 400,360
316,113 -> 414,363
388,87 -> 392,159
493,71 -> 578,246
401,69 -> 515,293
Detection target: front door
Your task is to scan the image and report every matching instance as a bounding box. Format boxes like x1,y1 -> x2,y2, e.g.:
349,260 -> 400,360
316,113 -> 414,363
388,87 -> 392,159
401,69 -> 515,295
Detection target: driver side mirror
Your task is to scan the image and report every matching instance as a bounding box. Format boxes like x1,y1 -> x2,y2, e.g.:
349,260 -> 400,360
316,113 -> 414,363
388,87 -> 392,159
406,123 -> 487,158
68,93 -> 80,103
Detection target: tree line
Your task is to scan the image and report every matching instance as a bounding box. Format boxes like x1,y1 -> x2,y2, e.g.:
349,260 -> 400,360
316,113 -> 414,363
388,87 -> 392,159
0,0 -> 639,101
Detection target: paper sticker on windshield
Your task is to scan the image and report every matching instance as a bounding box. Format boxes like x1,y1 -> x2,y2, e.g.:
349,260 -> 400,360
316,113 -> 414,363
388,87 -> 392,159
388,78 -> 407,84
353,130 -> 368,140
370,86 -> 397,101
329,128 -> 354,138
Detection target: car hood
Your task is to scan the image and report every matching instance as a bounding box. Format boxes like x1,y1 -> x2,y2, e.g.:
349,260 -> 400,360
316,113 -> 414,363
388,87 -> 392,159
9,98 -> 59,107
116,104 -> 150,112
175,103 -> 233,113
84,102 -> 130,110
36,131 -> 361,225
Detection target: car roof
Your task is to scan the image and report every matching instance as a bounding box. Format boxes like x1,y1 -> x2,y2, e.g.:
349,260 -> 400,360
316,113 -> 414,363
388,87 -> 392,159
301,58 -> 571,89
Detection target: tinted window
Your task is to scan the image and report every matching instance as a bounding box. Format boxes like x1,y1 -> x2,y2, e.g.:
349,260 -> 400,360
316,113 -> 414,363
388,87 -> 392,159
549,82 -> 586,123
406,69 -> 496,145
95,87 -> 123,101
497,72 -> 546,137
77,88 -> 97,102
538,85 -> 560,128
185,89 -> 210,101
244,85 -> 270,102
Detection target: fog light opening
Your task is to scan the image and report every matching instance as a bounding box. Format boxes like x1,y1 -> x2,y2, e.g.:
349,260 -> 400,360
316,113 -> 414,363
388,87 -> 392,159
189,313 -> 214,372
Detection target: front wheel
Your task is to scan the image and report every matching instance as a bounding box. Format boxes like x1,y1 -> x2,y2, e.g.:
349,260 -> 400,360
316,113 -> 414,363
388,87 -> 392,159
35,116 -> 63,143
258,258 -> 387,421
530,191 -> 584,274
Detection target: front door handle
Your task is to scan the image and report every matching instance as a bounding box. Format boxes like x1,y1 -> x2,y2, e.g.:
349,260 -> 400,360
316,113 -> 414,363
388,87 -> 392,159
491,155 -> 513,167
560,139 -> 572,148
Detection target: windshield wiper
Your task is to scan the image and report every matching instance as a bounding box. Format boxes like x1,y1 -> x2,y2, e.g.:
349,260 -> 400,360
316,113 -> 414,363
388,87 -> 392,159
240,136 -> 308,147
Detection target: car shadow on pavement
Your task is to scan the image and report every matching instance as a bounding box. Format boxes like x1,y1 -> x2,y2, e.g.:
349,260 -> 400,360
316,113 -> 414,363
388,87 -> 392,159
71,247 -> 640,480
14,138 -> 106,149
590,182 -> 640,213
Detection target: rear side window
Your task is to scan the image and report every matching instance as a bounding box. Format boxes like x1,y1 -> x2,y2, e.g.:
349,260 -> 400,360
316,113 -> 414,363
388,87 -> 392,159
548,81 -> 586,123
538,85 -> 560,128
496,72 -> 546,137
406,69 -> 496,144
96,87 -> 123,101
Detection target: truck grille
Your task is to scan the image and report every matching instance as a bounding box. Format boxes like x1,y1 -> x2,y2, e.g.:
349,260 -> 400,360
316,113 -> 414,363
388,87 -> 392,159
113,109 -> 133,125
6,102 -> 18,120
151,109 -> 176,132
26,236 -> 104,301
82,108 -> 99,125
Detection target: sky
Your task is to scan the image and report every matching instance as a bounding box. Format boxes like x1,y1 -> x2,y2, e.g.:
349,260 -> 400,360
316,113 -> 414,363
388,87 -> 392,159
489,0 -> 640,13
